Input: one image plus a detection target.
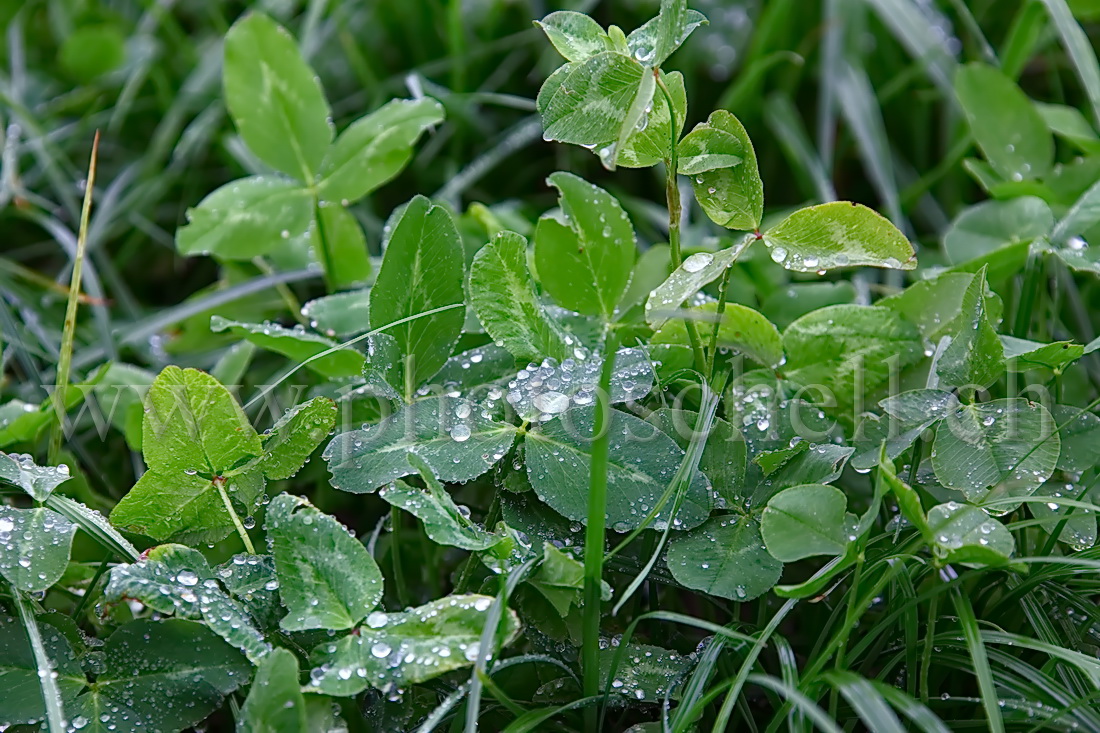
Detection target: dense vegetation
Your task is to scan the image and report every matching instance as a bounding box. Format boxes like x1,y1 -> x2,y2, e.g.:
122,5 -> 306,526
4,0 -> 1100,730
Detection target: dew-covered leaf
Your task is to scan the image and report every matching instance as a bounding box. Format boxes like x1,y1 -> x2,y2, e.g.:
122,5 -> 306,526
223,13 -> 332,179
935,268 -> 1004,391
324,395 -> 517,494
525,406 -> 712,531
537,52 -> 647,156
763,202 -> 916,272
666,515 -> 780,601
851,389 -> 958,471
878,453 -> 933,539
536,11 -> 613,62
931,398 -> 1060,505
506,347 -> 653,422
210,316 -> 365,378
307,594 -> 520,695
468,230 -> 572,363
104,543 -> 271,663
0,452 -> 72,502
239,647 -> 307,733
265,493 -> 384,631
380,465 -> 502,552
1030,481 -> 1097,551
311,202 -> 371,290
652,301 -> 783,368
955,63 -> 1053,182
318,97 -> 444,204
943,197 -> 1053,264
70,619 -> 250,733
0,615 -> 85,727
645,234 -> 753,328
301,289 -> 371,339
600,642 -> 692,703
1001,336 -> 1084,372
626,3 -> 708,67
782,305 -> 924,403
927,501 -> 1015,565
110,366 -> 265,545
678,112 -> 762,231
616,71 -> 686,167
259,397 -> 337,480
216,553 -> 282,630
534,172 -> 636,318
1052,405 -> 1100,472
370,195 -> 465,395
645,408 -> 745,507
0,507 -> 76,593
761,483 -> 854,562
526,542 -> 610,617
433,343 -> 517,392
176,176 -> 313,260
878,271 -> 1003,342
752,443 -> 854,506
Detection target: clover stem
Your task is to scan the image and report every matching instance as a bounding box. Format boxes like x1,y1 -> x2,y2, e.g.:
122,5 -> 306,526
214,477 -> 256,554
313,196 -> 339,293
15,591 -> 65,733
707,265 -> 733,381
582,328 -> 619,729
656,74 -> 708,376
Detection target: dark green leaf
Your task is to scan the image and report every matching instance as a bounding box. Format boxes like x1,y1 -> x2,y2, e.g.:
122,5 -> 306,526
259,397 -> 338,480
760,483 -> 854,561
666,515 -> 780,601
312,203 -> 371,290
239,648 -> 307,733
935,267 -> 1004,391
210,316 -> 366,378
370,196 -> 465,395
0,507 -> 76,592
265,493 -> 384,631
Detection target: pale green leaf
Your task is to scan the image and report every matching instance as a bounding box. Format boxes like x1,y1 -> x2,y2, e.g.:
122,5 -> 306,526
1029,481 -> 1097,551
534,172 -> 637,318
679,111 -> 762,230
265,493 -> 384,631
764,202 -> 916,272
259,397 -> 338,480
626,6 -> 708,66
878,271 -> 1003,342
176,176 -> 312,260
239,648 -> 307,733
468,230 -> 571,363
943,197 -> 1054,264
223,13 -> 332,179
318,98 -> 444,203
1052,404 -> 1100,472
537,52 -> 647,152
210,316 -> 366,378
536,11 -> 613,62
301,289 -> 371,339
1001,336 -> 1083,372
652,301 -> 783,368
645,234 -> 754,328
955,62 -> 1053,181
616,71 -> 686,168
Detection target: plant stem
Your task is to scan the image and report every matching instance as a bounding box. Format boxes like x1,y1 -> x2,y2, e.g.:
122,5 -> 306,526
214,477 -> 256,554
50,131 -> 99,466
1013,250 -> 1044,339
706,266 -> 734,380
655,75 -> 707,376
15,591 -> 65,733
252,256 -> 307,325
582,329 -> 620,730
391,506 -> 408,607
313,197 -> 339,293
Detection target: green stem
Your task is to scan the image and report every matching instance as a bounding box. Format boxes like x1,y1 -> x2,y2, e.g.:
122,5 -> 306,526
252,256 -> 307,325
582,330 -> 620,730
214,477 -> 256,554
656,75 -> 707,376
72,551 -> 112,623
706,266 -> 733,380
391,506 -> 408,608
919,592 -> 938,704
15,591 -> 65,733
1014,250 -> 1044,339
313,197 -> 338,293
50,132 -> 98,466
